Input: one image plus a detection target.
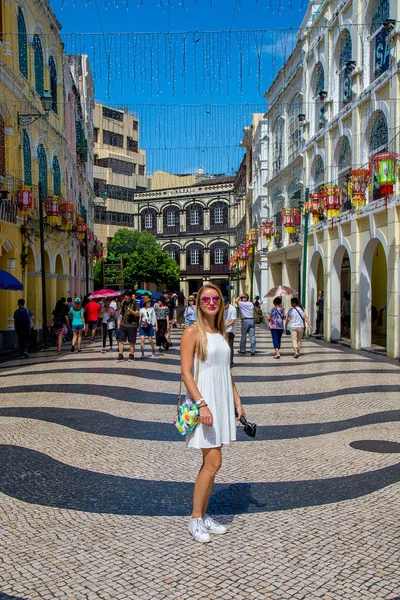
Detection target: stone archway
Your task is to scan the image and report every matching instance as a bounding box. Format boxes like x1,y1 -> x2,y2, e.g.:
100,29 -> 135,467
360,238 -> 387,351
331,245 -> 351,341
55,254 -> 65,301
309,251 -> 324,332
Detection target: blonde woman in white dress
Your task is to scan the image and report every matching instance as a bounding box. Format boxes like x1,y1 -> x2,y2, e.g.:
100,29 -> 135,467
180,283 -> 245,543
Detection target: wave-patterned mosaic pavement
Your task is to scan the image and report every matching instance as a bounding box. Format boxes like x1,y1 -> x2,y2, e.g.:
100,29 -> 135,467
0,328 -> 399,599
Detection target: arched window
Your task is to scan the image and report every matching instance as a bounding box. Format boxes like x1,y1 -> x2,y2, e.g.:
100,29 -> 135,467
165,244 -> 180,264
186,203 -> 203,232
163,206 -> 180,233
369,112 -> 389,200
210,242 -> 228,267
37,144 -> 48,198
314,63 -> 326,131
272,189 -> 284,246
187,243 -> 203,267
49,57 -> 58,114
141,208 -> 157,234
288,178 -> 301,208
22,130 -> 32,186
337,137 -> 352,208
369,111 -> 388,154
33,34 -> 44,97
288,95 -> 303,163
370,0 -> 390,81
53,156 -> 61,196
313,155 -> 325,190
273,118 -> 284,176
339,30 -> 352,105
18,9 -> 28,79
210,200 -> 228,232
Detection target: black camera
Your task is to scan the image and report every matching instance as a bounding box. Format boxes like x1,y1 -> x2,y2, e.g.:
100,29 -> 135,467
235,410 -> 257,438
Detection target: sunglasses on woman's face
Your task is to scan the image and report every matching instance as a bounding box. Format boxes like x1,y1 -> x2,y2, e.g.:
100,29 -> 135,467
200,295 -> 221,305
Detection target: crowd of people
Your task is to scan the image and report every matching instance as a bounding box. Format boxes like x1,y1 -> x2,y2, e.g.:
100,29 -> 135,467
12,288 -> 318,362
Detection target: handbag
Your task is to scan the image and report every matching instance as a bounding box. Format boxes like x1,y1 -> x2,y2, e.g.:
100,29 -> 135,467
107,319 -> 116,331
173,355 -> 200,436
235,409 -> 257,438
141,320 -> 149,328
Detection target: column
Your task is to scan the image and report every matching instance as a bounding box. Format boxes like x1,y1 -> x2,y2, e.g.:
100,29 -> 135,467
157,213 -> 162,234
204,248 -> 210,271
204,208 -> 210,231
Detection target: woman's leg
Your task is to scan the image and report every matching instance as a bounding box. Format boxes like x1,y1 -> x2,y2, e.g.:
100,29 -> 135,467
140,335 -> 145,356
297,329 -> 304,352
270,329 -> 279,354
77,330 -> 82,351
102,324 -> 107,349
148,335 -> 155,351
57,332 -> 62,352
277,329 -> 284,349
72,330 -> 77,350
192,447 -> 222,518
290,328 -> 300,355
108,329 -> 113,348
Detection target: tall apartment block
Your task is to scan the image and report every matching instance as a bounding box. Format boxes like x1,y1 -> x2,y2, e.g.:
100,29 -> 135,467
93,104 -> 147,245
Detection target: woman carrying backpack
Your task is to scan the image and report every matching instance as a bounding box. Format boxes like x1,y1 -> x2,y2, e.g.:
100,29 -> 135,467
50,300 -> 70,354
266,297 -> 286,359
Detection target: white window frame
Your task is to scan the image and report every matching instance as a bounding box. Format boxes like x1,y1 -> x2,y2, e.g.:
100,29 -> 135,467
190,248 -> 199,265
168,249 -> 176,261
144,213 -> 153,229
214,247 -> 224,264
190,207 -> 199,226
214,206 -> 224,224
167,210 -> 176,227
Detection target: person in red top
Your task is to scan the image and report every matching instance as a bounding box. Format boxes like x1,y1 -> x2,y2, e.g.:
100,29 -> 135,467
85,299 -> 102,343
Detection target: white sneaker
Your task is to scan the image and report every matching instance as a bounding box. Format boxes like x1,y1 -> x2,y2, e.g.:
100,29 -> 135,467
188,518 -> 211,543
203,514 -> 227,535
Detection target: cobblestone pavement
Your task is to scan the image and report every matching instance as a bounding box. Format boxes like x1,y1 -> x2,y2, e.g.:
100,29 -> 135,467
0,327 -> 399,600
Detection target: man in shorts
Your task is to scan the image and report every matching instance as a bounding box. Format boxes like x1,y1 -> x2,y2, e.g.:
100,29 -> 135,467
85,297 -> 102,342
116,290 -> 140,363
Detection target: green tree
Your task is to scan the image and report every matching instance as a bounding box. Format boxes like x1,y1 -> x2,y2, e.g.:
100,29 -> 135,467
107,228 -> 180,288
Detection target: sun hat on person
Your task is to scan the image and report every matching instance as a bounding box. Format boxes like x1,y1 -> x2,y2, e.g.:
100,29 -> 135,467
188,295 -> 195,301
143,294 -> 152,304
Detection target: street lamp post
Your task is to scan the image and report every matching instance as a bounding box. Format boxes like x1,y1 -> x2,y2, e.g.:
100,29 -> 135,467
249,227 -> 259,301
301,188 -> 310,311
38,181 -> 48,348
84,228 -> 89,296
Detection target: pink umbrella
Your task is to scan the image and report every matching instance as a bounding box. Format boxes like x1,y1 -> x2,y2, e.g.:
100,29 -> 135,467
89,289 -> 119,299
264,285 -> 298,298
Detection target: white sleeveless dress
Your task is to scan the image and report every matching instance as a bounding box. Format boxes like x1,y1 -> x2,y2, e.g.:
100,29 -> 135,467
186,332 -> 237,449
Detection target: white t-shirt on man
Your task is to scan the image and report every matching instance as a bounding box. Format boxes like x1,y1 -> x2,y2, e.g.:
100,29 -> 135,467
238,301 -> 254,320
288,306 -> 305,328
224,305 -> 237,335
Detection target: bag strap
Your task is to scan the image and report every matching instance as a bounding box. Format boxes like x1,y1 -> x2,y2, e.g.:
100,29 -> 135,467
177,351 -> 199,410
293,307 -> 305,326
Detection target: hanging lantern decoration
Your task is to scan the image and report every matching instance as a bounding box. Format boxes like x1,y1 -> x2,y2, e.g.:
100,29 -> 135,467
16,188 -> 33,214
321,185 -> 344,219
238,245 -> 248,268
262,221 -> 276,245
369,152 -> 400,197
59,203 -> 74,231
349,169 -> 371,208
76,216 -> 87,239
250,227 -> 259,245
304,192 -> 324,223
45,197 -> 61,227
281,208 -> 300,234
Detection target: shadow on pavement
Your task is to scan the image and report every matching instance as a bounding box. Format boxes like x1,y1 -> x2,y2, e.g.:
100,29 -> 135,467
0,407 -> 398,442
0,445 -> 399,517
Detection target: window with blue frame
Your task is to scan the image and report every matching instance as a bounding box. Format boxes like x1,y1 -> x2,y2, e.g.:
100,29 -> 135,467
18,9 -> 28,79
370,0 -> 390,81
49,57 -> 58,114
22,130 -> 32,186
33,34 -> 44,97
53,156 -> 61,196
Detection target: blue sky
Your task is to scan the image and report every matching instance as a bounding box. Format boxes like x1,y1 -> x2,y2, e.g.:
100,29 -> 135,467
52,0 -> 305,174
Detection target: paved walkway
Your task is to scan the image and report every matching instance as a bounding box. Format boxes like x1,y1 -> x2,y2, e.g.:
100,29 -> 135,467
0,327 -> 399,600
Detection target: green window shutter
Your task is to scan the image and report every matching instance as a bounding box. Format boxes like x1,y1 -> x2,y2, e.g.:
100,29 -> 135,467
49,57 -> 58,114
37,144 -> 48,198
53,156 -> 61,196
18,9 -> 28,79
22,130 -> 32,186
33,35 -> 44,97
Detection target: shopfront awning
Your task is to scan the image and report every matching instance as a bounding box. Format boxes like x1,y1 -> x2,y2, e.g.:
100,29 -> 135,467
0,269 -> 24,291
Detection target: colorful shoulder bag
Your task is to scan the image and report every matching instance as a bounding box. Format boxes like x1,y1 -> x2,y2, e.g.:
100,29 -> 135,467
173,355 -> 200,436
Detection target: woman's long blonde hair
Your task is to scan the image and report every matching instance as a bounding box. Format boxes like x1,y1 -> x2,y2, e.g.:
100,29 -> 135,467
195,283 -> 227,361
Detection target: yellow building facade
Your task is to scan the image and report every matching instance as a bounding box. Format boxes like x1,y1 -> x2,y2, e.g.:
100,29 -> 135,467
0,0 -> 94,350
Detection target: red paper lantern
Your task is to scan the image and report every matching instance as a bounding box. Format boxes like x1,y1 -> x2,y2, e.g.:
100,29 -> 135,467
305,192 -> 324,223
59,203 -> 74,231
76,216 -> 87,239
45,197 -> 61,226
369,152 -> 400,197
262,221 -> 276,244
281,208 -> 300,234
349,169 -> 371,208
321,185 -> 344,219
17,188 -> 33,213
